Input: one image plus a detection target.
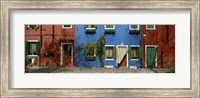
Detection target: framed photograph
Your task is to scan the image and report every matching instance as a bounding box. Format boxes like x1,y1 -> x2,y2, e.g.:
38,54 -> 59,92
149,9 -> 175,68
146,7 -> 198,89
1,0 -> 199,97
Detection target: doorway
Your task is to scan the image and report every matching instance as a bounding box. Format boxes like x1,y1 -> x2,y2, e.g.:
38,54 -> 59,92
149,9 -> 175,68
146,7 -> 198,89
146,46 -> 157,67
116,45 -> 128,68
61,43 -> 73,66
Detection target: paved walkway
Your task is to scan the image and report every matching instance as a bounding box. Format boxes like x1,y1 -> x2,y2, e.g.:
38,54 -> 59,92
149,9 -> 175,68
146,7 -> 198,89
26,67 -> 168,73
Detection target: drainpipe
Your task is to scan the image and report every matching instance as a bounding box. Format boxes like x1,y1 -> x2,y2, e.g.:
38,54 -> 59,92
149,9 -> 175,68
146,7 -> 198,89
52,25 -> 55,48
141,25 -> 144,68
39,25 -> 42,67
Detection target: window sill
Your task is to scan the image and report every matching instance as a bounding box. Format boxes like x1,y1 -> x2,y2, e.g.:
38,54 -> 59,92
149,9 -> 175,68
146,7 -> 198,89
27,55 -> 38,57
146,29 -> 156,30
130,59 -> 140,60
105,28 -> 115,30
105,59 -> 115,60
85,28 -> 96,30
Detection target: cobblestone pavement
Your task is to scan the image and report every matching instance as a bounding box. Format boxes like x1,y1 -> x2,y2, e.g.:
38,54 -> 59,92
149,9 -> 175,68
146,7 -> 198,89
26,67 -> 169,73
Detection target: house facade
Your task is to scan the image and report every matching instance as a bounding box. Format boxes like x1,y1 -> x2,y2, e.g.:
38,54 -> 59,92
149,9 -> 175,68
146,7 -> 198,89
25,25 -> 75,67
75,25 -> 142,68
141,25 -> 175,68
25,24 -> 175,69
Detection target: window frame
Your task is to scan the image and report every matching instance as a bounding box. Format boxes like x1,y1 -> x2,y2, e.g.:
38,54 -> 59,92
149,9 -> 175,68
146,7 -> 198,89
104,25 -> 115,30
146,25 -> 156,30
130,45 -> 140,60
85,25 -> 96,30
27,25 -> 38,29
27,40 -> 39,57
105,45 -> 115,60
129,25 -> 140,30
62,25 -> 72,29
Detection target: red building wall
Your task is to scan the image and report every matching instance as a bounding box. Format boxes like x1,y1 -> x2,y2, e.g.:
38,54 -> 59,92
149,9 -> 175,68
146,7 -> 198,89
25,25 -> 75,67
141,25 -> 175,68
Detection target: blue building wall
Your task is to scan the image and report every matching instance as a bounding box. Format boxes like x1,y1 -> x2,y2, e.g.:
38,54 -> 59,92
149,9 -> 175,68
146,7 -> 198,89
75,25 -> 142,68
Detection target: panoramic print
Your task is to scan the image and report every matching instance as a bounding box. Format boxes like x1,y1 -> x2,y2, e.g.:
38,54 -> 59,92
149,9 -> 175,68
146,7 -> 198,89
25,25 -> 175,73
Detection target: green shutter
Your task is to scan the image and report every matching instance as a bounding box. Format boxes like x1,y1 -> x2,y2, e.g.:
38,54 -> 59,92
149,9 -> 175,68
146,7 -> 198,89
36,42 -> 40,55
139,47 -> 142,59
25,41 -> 30,56
103,46 -> 106,60
128,47 -> 132,60
114,46 -> 116,59
147,47 -> 156,67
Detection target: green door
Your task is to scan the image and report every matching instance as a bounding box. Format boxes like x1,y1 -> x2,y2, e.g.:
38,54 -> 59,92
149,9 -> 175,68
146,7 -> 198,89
147,47 -> 156,67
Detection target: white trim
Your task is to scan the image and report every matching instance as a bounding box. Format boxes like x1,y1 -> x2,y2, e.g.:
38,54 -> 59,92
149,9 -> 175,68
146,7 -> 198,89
27,25 -> 38,29
27,40 -> 39,42
130,59 -> 140,60
130,45 -> 140,47
62,25 -> 72,29
145,45 -> 158,67
130,45 -> 140,60
104,25 -> 115,30
26,41 -> 39,56
116,45 -> 128,68
94,50 -> 96,57
61,43 -> 73,66
146,25 -> 156,30
27,55 -> 38,57
104,65 -> 114,68
105,45 -> 115,47
129,25 -> 140,30
105,45 -> 115,60
85,25 -> 96,29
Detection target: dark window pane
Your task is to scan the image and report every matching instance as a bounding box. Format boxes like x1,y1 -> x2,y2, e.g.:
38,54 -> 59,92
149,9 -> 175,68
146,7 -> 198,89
29,25 -> 37,29
63,44 -> 72,56
63,25 -> 71,28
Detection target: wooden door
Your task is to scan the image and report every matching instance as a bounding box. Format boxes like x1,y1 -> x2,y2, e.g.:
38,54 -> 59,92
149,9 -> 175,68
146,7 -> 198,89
117,46 -> 128,68
119,54 -> 127,67
62,44 -> 72,66
146,47 -> 156,67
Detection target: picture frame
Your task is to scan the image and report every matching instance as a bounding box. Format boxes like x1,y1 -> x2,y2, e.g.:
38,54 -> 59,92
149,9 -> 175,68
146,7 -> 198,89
1,0 -> 199,97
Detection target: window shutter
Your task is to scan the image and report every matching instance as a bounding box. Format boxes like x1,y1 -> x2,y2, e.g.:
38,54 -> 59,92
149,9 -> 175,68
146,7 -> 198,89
103,46 -> 106,60
139,47 -> 142,59
36,42 -> 40,55
25,41 -> 30,56
128,47 -> 132,60
114,47 -> 116,60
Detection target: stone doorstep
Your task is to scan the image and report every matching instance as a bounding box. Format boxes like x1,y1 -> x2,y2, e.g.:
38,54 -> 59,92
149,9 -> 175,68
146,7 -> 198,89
104,65 -> 114,68
129,66 -> 137,69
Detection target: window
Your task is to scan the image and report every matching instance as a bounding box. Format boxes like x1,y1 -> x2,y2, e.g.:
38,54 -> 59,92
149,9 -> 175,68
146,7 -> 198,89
129,25 -> 139,30
146,25 -> 156,30
25,40 -> 40,56
62,25 -> 72,29
131,47 -> 139,59
28,25 -> 38,29
104,25 -> 115,34
105,25 -> 115,29
63,44 -> 72,56
30,42 -> 37,55
106,46 -> 114,59
85,25 -> 96,34
129,46 -> 142,60
85,25 -> 96,29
